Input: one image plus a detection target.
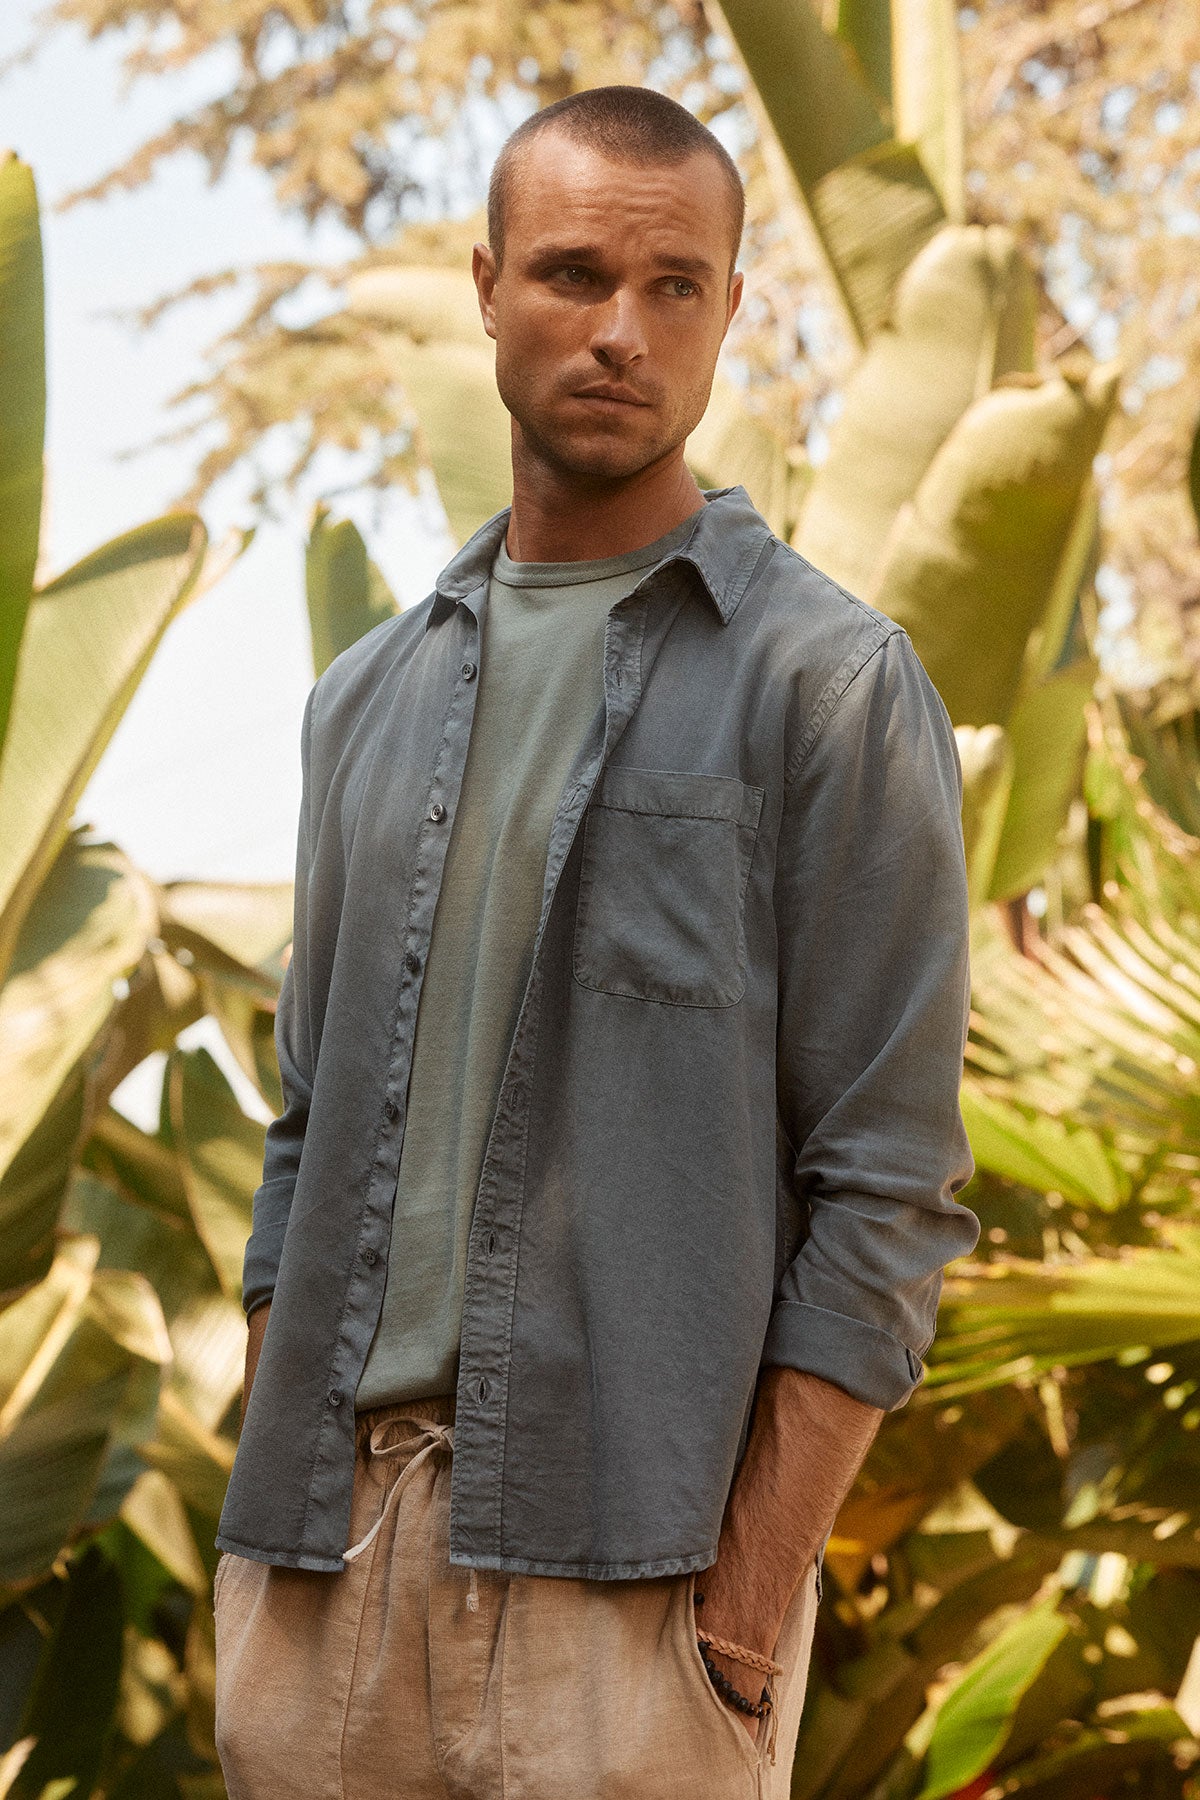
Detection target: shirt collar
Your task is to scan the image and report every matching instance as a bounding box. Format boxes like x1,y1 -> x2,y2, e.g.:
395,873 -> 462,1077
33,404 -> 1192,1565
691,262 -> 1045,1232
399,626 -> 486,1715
426,486 -> 774,631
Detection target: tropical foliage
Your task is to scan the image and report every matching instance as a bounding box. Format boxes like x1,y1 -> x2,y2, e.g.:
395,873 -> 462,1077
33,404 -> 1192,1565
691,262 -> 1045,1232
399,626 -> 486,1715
4,0 -> 1200,1795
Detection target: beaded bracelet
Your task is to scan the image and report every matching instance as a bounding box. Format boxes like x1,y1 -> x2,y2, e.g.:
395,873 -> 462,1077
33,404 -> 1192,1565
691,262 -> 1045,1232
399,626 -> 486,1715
694,1590 -> 781,1718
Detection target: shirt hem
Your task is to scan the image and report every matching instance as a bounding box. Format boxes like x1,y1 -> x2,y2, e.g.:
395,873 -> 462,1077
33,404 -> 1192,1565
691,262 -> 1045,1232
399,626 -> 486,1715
447,1545 -> 719,1580
213,1532 -> 347,1573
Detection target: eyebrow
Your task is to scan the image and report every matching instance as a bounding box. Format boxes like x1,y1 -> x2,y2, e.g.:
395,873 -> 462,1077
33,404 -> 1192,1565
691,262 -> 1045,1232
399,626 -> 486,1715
528,244 -> 718,279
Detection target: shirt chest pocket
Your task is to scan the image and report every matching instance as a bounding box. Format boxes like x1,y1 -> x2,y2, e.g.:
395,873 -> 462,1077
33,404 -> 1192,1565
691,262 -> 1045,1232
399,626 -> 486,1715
572,767 -> 766,1008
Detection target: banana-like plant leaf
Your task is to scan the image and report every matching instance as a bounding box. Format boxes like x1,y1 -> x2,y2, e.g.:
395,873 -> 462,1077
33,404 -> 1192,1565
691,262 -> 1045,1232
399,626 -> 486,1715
167,1291 -> 246,1433
0,1074 -> 84,1306
957,724 -> 1013,910
0,153 -> 44,764
82,1108 -> 191,1229
60,1171 -> 218,1329
0,514 -> 207,984
869,363 -> 1120,726
306,505 -> 399,676
346,262 -> 486,346
1019,476 -> 1101,688
930,1227 -> 1200,1395
915,1595 -> 1070,1799
389,338 -> 512,546
0,1237 -> 171,1584
686,373 -> 795,535
139,1387 -> 234,1521
988,659 -> 1095,903
344,263 -> 511,543
793,225 -> 1035,600
119,1468 -> 207,1595
165,1048 -> 262,1302
7,1544 -> 124,1800
0,839 -> 157,1197
157,878 -> 292,1109
889,0 -> 965,222
157,879 -> 293,978
716,0 -> 944,340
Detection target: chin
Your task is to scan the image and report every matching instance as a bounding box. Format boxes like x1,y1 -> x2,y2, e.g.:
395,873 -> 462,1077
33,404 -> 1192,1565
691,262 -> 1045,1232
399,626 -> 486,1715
538,427 -> 675,484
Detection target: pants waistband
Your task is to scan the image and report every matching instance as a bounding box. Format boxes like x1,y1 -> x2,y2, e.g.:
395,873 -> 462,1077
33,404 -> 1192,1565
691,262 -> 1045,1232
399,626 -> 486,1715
354,1391 -> 456,1441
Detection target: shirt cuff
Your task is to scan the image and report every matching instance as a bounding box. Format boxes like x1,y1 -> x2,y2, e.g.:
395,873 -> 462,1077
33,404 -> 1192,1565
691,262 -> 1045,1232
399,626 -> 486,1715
760,1298 -> 925,1411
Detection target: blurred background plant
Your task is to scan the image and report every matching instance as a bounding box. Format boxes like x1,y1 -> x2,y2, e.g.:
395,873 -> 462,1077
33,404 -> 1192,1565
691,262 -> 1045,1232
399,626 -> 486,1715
3,0 -> 1200,1795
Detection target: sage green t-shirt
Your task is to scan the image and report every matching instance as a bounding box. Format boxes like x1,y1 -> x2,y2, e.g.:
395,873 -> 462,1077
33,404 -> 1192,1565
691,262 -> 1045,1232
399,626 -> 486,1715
355,514 -> 701,1410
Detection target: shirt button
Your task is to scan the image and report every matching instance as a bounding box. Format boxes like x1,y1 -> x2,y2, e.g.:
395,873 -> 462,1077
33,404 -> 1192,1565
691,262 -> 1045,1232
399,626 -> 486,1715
328,1388 -> 342,1407
404,950 -> 420,975
429,802 -> 446,823
384,1100 -> 399,1124
477,1376 -> 489,1403
461,661 -> 478,681
362,1246 -> 378,1265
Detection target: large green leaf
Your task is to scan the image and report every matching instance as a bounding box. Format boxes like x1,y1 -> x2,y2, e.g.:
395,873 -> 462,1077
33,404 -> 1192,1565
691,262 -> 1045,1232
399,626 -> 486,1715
889,0 -> 964,222
0,153 -> 44,763
793,224 -> 1035,600
716,0 -> 945,341
119,1468 -> 207,1595
915,1596 -> 1070,1799
388,337 -> 512,545
988,659 -> 1095,903
869,363 -> 1119,726
7,1544 -> 124,1800
0,1237 -> 171,1584
0,514 -> 207,983
138,1387 -> 234,1521
158,878 -> 292,1110
165,1048 -> 262,1302
346,263 -> 510,543
957,724 -> 1013,910
0,839 -> 156,1202
305,505 -> 398,676
685,373 -> 796,536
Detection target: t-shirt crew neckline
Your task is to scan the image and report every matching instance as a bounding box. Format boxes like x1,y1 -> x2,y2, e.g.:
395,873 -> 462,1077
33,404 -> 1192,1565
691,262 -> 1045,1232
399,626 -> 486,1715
492,510 -> 703,589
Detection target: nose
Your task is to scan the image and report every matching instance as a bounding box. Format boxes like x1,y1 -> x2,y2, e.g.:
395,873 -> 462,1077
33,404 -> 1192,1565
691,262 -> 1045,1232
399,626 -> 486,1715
589,287 -> 649,370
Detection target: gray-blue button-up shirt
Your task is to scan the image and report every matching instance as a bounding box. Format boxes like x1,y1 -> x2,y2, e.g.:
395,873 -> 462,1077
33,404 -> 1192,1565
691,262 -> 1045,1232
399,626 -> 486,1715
215,485 -> 980,1579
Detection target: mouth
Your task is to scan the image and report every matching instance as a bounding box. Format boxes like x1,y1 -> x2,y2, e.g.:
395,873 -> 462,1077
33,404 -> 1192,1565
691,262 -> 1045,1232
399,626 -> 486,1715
571,386 -> 653,408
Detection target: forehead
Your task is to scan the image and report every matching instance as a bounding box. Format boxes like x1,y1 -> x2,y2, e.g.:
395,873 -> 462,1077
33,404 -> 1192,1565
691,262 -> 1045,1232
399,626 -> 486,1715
503,132 -> 738,265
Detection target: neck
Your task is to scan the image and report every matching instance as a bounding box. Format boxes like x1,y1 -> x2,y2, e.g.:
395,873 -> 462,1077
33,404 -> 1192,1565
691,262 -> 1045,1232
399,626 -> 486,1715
504,432 -> 706,563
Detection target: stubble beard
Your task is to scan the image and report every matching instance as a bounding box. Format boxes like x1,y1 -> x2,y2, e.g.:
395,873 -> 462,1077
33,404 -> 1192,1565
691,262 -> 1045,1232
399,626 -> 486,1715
498,362 -> 705,489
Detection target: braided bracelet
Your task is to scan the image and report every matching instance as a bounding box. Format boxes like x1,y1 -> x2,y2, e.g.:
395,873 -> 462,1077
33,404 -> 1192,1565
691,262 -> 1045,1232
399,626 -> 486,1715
694,1590 -> 781,1718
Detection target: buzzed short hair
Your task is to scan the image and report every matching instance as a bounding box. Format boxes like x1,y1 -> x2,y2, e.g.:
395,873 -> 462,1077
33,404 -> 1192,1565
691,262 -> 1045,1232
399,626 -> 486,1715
487,85 -> 745,276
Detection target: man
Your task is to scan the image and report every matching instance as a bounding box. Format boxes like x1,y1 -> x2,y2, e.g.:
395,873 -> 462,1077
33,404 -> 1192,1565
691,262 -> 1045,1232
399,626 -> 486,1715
213,84 -> 979,1799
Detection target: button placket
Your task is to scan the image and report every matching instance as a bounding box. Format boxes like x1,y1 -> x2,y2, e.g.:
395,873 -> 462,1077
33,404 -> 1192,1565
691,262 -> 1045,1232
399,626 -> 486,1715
449,602 -> 648,1563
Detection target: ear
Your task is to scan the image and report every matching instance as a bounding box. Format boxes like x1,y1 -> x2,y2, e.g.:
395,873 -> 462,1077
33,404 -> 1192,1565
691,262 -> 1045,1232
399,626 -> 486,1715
723,270 -> 744,338
473,242 -> 499,342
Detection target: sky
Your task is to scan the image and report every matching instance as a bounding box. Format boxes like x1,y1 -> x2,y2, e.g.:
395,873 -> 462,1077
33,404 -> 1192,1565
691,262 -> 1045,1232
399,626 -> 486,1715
1,1 -> 455,890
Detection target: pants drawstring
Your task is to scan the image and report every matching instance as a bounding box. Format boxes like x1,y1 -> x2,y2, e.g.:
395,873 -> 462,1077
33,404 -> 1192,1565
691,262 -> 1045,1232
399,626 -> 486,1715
466,1564 -> 479,1612
766,1670 -> 779,1764
343,1417 -> 454,1564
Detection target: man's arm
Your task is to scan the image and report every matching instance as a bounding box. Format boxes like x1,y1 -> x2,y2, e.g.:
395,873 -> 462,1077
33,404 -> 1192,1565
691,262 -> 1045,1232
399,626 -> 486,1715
240,1300 -> 271,1429
698,1368 -> 881,1724
238,682 -> 321,1416
700,627 -> 979,1727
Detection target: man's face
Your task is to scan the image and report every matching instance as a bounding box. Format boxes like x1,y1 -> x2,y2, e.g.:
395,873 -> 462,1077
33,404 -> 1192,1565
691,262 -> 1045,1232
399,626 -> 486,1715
474,133 -> 743,484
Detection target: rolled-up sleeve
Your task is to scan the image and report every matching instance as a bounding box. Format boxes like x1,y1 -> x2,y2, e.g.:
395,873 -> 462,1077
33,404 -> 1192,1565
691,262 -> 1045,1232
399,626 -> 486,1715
762,625 -> 980,1409
241,680 -> 320,1319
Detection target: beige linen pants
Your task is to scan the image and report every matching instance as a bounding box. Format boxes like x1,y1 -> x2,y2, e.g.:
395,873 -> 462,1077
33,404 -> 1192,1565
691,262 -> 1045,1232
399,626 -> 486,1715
213,1394 -> 819,1799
